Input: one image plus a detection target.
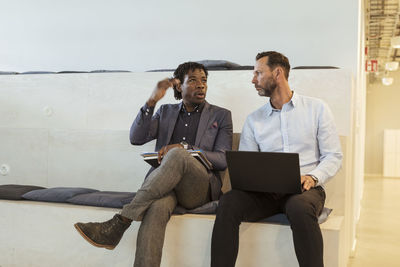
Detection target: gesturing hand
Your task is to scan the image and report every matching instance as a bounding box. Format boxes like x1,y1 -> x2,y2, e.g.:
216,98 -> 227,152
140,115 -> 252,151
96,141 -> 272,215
157,144 -> 184,164
301,175 -> 316,191
147,78 -> 181,107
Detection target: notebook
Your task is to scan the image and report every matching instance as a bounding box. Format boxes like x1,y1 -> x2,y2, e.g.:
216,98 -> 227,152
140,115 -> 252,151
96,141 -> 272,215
141,150 -> 212,170
226,151 -> 302,194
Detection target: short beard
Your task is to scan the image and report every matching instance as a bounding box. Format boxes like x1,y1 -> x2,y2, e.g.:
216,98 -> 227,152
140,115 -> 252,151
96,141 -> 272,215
258,88 -> 269,97
258,79 -> 277,97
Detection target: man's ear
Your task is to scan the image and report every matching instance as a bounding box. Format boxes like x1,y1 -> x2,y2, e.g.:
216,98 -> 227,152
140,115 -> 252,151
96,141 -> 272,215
275,67 -> 283,80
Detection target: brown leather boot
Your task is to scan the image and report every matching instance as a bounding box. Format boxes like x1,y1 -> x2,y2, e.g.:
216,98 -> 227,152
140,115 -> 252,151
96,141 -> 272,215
74,214 -> 131,250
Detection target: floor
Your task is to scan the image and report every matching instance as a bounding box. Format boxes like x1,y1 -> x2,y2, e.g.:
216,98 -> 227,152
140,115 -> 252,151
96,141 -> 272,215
347,176 -> 400,267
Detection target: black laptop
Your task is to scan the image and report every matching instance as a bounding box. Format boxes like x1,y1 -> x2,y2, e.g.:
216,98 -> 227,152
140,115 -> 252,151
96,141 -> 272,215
226,151 -> 302,194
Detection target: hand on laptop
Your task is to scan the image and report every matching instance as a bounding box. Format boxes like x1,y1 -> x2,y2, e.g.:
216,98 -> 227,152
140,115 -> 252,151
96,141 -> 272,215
301,175 -> 316,191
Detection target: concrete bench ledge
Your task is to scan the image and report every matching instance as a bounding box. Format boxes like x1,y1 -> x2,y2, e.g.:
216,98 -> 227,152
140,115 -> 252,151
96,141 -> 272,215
0,200 -> 345,267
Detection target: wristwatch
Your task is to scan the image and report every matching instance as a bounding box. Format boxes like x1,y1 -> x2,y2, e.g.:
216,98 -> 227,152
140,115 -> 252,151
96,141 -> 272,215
309,175 -> 319,186
180,141 -> 188,150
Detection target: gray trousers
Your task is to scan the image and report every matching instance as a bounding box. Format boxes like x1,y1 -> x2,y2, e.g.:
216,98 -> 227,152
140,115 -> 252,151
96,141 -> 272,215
121,148 -> 211,267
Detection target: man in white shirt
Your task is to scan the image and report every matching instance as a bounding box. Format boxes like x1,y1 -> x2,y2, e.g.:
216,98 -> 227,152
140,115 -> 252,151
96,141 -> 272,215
211,51 -> 342,267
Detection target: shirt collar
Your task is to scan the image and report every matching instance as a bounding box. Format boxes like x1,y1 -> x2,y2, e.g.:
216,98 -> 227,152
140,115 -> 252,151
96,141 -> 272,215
265,91 -> 296,116
265,101 -> 275,116
290,91 -> 298,107
180,101 -> 205,113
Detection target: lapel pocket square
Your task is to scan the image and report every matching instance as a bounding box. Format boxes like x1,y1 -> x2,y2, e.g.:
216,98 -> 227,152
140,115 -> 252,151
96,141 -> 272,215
211,121 -> 218,129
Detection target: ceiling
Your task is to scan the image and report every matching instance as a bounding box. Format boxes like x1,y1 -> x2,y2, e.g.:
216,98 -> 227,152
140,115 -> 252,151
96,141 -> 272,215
366,0 -> 400,82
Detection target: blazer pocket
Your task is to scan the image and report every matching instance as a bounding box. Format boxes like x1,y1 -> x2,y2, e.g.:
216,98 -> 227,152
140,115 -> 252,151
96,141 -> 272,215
205,127 -> 218,138
199,128 -> 217,149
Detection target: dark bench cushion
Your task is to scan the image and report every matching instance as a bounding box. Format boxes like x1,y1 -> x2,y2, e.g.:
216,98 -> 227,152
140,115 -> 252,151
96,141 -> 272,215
22,187 -> 98,203
173,200 -> 332,225
173,200 -> 219,215
67,191 -> 136,208
256,207 -> 332,225
0,184 -> 46,200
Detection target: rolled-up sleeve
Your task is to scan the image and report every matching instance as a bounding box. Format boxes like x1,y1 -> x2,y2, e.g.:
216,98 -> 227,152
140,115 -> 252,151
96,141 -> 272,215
307,103 -> 343,186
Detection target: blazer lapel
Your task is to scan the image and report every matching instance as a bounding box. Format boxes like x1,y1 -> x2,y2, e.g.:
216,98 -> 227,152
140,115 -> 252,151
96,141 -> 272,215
165,103 -> 181,144
195,101 -> 212,146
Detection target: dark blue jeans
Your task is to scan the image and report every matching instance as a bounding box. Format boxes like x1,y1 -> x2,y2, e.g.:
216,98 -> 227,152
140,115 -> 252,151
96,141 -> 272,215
211,187 -> 326,267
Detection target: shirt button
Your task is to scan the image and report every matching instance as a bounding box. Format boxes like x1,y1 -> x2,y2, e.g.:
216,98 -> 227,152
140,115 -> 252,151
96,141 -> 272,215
146,108 -> 150,112
183,137 -> 186,140
145,112 -> 148,116
185,124 -> 188,127
188,113 -> 191,116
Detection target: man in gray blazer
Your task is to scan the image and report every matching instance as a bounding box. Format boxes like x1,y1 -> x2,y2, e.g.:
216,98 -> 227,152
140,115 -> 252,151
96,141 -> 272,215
74,62 -> 233,267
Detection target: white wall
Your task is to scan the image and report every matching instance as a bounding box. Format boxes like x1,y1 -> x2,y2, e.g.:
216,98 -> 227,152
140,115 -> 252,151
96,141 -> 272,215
365,71 -> 400,176
0,0 -> 359,73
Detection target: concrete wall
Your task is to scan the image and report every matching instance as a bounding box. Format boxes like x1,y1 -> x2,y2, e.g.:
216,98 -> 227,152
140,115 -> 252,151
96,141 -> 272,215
0,69 -> 353,264
0,200 -> 345,267
0,70 -> 352,190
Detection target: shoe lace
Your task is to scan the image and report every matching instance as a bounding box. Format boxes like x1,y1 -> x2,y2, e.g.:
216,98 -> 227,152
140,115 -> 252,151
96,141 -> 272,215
101,217 -> 119,234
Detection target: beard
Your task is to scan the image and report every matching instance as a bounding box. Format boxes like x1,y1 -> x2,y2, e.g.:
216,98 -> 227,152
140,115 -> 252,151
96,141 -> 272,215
257,77 -> 277,97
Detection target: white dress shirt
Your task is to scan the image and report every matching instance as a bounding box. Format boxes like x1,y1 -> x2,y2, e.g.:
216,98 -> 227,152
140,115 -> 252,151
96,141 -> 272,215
239,91 -> 342,187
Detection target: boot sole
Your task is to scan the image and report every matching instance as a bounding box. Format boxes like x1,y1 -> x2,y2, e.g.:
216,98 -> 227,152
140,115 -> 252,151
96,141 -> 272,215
74,223 -> 116,250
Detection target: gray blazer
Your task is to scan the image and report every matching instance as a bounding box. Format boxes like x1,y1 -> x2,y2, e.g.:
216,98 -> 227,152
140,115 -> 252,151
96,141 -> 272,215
130,101 -> 233,200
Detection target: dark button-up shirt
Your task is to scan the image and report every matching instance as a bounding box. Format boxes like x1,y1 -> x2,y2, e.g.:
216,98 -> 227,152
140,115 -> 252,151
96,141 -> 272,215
169,102 -> 204,147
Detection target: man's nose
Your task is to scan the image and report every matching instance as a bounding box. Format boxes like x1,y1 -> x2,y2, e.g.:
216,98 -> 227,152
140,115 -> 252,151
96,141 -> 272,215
252,76 -> 257,84
196,81 -> 205,88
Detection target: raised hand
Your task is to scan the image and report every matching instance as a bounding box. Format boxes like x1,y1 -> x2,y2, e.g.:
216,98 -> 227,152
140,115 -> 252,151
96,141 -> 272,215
146,78 -> 180,107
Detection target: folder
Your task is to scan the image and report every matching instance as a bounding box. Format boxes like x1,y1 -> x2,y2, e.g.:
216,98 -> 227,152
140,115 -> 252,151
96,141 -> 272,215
141,149 -> 212,170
